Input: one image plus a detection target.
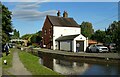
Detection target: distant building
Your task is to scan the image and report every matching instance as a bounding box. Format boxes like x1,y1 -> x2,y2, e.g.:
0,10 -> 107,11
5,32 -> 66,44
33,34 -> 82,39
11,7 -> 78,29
88,40 -> 97,45
42,11 -> 88,52
88,40 -> 103,46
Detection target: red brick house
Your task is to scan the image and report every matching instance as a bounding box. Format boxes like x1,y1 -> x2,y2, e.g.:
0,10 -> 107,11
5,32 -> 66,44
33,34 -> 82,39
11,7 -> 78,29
42,11 -> 88,52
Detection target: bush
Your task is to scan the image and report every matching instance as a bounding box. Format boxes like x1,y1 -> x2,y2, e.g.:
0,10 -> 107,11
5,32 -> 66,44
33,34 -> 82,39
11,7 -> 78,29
32,43 -> 40,48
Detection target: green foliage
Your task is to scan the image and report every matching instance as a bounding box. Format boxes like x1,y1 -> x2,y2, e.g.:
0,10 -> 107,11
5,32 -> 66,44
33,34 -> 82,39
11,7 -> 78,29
32,43 -> 39,48
2,48 -> 14,69
21,34 -> 32,40
0,4 -> 2,19
112,21 -> 120,51
1,3 -> 13,44
29,34 -> 42,44
30,34 -> 37,43
106,21 -> 118,42
36,31 -> 42,37
11,29 -> 20,39
104,21 -> 120,51
91,30 -> 106,43
0,3 -> 2,27
80,21 -> 94,39
21,31 -> 42,44
91,21 -> 120,51
103,35 -> 112,43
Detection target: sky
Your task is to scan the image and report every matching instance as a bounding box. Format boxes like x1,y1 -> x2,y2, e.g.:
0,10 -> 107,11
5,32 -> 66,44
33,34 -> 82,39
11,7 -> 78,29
2,1 -> 118,37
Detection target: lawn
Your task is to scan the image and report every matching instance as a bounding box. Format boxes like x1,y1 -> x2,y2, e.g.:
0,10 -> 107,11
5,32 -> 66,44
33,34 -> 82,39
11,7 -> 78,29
2,48 -> 16,76
2,48 -> 14,69
0,58 -> 2,67
18,49 -> 63,76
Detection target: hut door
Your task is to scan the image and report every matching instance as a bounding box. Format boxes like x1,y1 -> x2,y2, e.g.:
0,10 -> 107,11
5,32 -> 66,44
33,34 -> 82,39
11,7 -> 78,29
76,41 -> 84,52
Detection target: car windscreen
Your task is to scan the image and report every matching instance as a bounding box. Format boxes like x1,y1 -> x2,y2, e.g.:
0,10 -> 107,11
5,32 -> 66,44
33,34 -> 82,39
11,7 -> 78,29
96,45 -> 104,47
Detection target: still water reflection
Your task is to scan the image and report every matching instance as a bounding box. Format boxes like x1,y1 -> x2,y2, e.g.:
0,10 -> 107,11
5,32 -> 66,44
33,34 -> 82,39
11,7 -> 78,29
53,59 -> 89,75
39,56 -> 120,75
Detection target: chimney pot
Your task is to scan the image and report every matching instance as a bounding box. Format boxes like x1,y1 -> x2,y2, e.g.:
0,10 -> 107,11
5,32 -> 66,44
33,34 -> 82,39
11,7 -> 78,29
63,11 -> 68,18
57,10 -> 61,17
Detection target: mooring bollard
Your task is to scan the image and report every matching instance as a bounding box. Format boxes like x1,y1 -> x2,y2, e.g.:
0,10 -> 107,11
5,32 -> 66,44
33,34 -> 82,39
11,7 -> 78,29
21,47 -> 24,51
106,58 -> 109,60
3,60 -> 7,65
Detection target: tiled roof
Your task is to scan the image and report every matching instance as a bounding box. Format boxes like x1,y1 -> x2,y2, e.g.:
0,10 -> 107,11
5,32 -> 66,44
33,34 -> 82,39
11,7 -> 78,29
55,34 -> 79,41
47,15 -> 80,27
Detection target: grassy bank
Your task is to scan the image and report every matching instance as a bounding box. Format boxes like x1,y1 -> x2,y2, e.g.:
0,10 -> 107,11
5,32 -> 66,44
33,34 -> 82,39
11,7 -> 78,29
18,49 -> 63,76
0,58 -> 2,67
2,48 -> 14,69
2,48 -> 15,76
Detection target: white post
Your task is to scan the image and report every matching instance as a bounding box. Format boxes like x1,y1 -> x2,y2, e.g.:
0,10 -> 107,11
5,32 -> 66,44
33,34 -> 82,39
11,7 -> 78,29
86,37 -> 88,47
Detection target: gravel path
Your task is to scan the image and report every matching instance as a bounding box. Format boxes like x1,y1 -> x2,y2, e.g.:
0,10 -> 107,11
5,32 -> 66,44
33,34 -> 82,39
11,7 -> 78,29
8,51 -> 32,76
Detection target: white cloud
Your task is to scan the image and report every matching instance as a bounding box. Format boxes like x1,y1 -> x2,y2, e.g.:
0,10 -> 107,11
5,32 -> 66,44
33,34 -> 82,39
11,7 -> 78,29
13,3 -> 39,10
12,2 -> 57,21
12,10 -> 57,21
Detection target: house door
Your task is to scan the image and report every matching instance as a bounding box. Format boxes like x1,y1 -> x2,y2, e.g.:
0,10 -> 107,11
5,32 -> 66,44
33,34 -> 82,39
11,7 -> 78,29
76,41 -> 84,52
58,41 -> 60,50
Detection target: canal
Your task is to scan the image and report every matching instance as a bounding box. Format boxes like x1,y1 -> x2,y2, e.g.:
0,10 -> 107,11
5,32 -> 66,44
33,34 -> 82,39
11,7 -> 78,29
38,52 -> 120,75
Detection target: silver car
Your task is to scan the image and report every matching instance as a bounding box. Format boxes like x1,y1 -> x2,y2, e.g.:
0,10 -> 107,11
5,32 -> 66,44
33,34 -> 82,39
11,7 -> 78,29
89,44 -> 109,53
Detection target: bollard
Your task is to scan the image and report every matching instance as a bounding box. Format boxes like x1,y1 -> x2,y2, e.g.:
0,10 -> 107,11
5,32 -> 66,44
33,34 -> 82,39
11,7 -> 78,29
4,60 -> 7,65
21,48 -> 24,51
106,58 -> 109,60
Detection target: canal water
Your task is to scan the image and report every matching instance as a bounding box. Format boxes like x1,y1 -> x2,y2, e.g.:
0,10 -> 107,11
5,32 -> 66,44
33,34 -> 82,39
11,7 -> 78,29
38,53 -> 120,75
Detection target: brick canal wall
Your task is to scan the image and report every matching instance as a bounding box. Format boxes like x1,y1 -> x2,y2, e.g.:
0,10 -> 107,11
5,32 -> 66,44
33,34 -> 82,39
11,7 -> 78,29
22,47 -> 120,64
38,49 -> 120,64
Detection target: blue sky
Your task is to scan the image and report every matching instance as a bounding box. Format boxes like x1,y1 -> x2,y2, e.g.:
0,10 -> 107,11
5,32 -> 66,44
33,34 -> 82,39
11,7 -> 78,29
2,2 -> 118,36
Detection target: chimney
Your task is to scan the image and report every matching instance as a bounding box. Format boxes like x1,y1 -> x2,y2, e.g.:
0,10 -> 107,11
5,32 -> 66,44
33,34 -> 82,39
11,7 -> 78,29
63,11 -> 68,18
57,10 -> 61,17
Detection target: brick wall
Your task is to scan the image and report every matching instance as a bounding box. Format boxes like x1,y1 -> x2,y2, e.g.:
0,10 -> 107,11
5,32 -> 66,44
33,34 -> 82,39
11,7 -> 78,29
42,16 -> 53,49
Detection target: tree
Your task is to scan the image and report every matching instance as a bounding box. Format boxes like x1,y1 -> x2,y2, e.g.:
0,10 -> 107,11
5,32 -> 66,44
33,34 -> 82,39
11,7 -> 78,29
29,34 -> 37,43
0,3 -> 2,46
112,21 -> 120,51
1,3 -> 13,44
36,31 -> 42,43
21,30 -> 42,44
36,31 -> 42,37
11,29 -> 20,39
91,30 -> 106,43
21,34 -> 32,40
80,21 -> 94,39
106,21 -> 118,43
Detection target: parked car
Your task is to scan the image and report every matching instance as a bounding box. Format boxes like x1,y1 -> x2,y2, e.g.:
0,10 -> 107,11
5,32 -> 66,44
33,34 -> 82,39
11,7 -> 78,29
104,43 -> 116,52
88,44 -> 109,53
86,45 -> 91,53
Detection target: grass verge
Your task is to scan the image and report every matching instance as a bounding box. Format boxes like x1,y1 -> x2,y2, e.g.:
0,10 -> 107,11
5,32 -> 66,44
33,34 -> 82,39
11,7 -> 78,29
0,58 -> 2,67
18,49 -> 63,76
2,48 -> 16,76
0,58 -> 2,76
2,48 -> 14,69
